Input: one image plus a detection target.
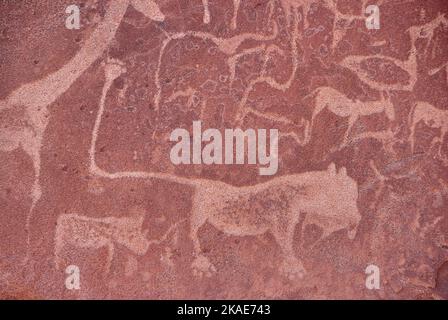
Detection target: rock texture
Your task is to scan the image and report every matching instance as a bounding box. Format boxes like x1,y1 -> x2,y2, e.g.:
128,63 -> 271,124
0,0 -> 447,299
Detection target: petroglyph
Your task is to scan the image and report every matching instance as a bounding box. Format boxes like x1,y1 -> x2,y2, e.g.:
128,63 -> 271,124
55,213 -> 148,273
226,45 -> 269,83
0,1 -> 128,264
329,127 -> 402,158
300,165 -> 359,242
279,0 -> 383,49
326,0 -> 384,49
340,52 -> 417,92
429,62 -> 448,84
409,101 -> 448,158
90,159 -> 360,279
416,13 -> 448,58
2,0 -> 448,299
0,0 -> 165,265
231,0 -> 241,30
201,0 -> 210,24
340,14 -> 447,92
130,0 -> 165,22
279,0 -> 312,29
187,163 -> 360,278
154,1 -> 310,145
153,23 -> 279,112
55,213 -> 183,273
198,0 -> 240,26
87,59 -> 361,279
235,5 -> 300,123
308,87 -> 395,144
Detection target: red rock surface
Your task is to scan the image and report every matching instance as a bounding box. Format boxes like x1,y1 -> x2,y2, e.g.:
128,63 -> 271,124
0,0 -> 447,299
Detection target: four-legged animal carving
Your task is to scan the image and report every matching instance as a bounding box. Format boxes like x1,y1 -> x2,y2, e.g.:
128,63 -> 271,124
0,0 -> 165,265
309,87 -> 395,144
90,59 -> 362,280
55,213 -> 181,273
188,163 -> 360,279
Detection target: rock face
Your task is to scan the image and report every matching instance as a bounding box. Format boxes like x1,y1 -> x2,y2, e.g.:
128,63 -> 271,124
0,0 -> 447,299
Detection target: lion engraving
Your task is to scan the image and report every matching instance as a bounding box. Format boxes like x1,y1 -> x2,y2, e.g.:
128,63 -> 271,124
188,163 -> 360,279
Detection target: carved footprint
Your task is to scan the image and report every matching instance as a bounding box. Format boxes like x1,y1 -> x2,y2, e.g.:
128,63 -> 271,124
104,58 -> 127,82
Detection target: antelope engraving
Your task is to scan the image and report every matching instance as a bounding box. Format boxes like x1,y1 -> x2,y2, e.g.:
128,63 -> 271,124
340,14 -> 448,92
308,87 -> 395,143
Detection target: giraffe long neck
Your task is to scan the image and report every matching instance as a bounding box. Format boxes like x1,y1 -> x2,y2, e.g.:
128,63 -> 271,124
7,1 -> 131,109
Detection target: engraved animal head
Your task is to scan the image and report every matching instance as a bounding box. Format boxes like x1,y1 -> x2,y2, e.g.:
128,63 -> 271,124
304,163 -> 361,241
112,213 -> 150,255
327,163 -> 360,239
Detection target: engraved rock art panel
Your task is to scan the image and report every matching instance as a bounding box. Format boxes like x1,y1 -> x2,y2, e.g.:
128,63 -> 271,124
0,0 -> 448,299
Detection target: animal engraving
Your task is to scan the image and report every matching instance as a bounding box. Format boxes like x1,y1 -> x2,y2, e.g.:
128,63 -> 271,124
309,87 -> 394,143
0,0 -> 165,265
188,163 -> 360,279
55,213 -> 181,273
339,14 -> 448,92
89,60 -> 361,279
409,101 -> 448,157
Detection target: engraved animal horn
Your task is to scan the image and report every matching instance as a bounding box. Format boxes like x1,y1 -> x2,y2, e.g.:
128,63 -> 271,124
327,163 -> 336,175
